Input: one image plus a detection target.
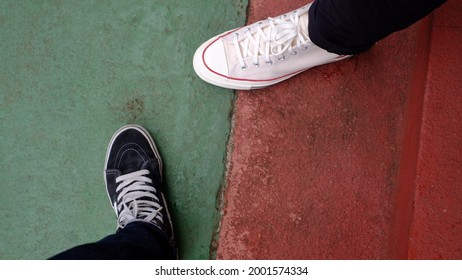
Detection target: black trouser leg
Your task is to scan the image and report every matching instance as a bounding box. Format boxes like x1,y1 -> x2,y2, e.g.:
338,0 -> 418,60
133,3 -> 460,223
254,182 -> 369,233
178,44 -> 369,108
308,0 -> 447,54
50,222 -> 176,260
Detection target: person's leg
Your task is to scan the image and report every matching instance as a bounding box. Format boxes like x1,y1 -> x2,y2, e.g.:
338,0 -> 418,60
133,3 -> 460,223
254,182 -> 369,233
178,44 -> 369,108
308,0 -> 448,55
50,222 -> 175,260
50,125 -> 177,260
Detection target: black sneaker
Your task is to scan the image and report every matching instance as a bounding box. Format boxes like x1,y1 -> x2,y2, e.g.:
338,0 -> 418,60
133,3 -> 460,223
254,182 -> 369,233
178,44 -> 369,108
104,125 -> 175,247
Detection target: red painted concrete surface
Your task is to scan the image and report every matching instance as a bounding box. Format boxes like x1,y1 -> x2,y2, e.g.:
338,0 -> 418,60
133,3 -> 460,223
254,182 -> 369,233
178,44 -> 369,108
387,16 -> 433,260
407,0 -> 462,259
217,0 -> 461,259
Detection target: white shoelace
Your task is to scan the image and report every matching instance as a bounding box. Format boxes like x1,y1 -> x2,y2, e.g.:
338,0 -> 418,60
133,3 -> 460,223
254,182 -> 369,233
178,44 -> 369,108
114,169 -> 163,228
233,8 -> 312,70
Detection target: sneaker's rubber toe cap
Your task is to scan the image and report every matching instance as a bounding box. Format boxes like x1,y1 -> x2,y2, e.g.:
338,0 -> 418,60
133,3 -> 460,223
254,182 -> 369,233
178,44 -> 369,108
193,36 -> 232,86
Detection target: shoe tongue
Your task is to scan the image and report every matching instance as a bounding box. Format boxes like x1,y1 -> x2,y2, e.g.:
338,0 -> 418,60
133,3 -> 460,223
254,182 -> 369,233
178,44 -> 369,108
276,10 -> 309,49
123,163 -> 142,175
142,159 -> 162,182
251,9 -> 310,55
299,11 -> 308,36
119,149 -> 145,174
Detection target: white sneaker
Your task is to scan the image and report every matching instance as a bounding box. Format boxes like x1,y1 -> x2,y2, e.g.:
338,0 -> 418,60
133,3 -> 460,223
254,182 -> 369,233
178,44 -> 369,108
193,4 -> 350,90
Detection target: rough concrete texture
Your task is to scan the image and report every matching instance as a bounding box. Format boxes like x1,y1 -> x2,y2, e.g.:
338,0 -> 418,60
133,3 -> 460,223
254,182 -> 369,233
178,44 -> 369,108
408,0 -> 462,259
0,0 -> 247,259
217,0 -> 447,259
387,17 -> 433,259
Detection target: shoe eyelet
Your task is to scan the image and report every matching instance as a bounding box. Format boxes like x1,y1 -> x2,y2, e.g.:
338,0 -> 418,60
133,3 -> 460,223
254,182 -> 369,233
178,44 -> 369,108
301,45 -> 308,50
265,60 -> 273,66
234,33 -> 239,39
241,65 -> 247,71
290,51 -> 297,55
244,28 -> 251,33
253,62 -> 260,68
278,55 -> 285,61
